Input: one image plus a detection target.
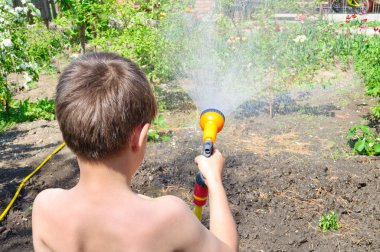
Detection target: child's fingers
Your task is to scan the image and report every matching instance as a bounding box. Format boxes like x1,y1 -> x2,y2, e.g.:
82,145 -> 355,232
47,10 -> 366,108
194,149 -> 221,163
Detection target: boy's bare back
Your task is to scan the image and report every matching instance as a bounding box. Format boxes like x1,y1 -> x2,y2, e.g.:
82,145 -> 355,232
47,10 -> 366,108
33,187 -> 222,251
32,53 -> 237,252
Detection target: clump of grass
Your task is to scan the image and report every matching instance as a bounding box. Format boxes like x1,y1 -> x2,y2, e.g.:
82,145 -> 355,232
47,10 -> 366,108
318,211 -> 340,231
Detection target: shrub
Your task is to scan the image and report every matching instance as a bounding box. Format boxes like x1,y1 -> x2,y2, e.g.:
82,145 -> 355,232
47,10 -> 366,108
0,98 -> 55,133
347,125 -> 380,155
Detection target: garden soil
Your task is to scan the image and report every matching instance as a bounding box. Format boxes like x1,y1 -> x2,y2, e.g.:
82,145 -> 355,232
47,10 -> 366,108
1,68 -> 380,251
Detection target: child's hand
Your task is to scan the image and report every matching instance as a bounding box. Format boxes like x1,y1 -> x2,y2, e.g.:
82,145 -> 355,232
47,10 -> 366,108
194,149 -> 224,187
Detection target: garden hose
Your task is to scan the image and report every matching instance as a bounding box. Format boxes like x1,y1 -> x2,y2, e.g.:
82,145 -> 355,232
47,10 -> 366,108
193,109 -> 225,220
0,142 -> 66,222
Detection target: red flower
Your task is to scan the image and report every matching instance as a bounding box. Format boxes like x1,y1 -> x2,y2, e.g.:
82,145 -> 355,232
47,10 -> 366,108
345,19 -> 350,23
297,15 -> 306,23
352,14 -> 357,18
346,15 -> 351,19
362,18 -> 368,22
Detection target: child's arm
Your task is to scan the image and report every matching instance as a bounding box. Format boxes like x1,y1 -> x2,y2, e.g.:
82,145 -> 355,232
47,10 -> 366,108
161,150 -> 237,251
194,149 -> 238,251
32,190 -> 54,252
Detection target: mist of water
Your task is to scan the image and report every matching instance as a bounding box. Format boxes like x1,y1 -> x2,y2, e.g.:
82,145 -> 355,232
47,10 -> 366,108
162,3 -> 261,116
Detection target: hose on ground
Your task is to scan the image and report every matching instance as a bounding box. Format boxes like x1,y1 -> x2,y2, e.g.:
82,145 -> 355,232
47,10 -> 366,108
0,142 -> 66,222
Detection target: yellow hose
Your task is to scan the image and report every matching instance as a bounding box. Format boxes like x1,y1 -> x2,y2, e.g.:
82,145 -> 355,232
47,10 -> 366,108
0,142 -> 66,222
194,205 -> 203,220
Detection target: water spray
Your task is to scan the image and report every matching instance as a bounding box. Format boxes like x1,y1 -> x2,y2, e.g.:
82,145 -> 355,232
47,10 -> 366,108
193,108 -> 225,220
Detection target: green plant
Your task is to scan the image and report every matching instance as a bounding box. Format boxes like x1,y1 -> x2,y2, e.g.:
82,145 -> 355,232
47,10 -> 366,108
148,114 -> 171,142
55,0 -> 117,53
0,0 -> 40,117
352,35 -> 380,119
26,23 -> 69,70
318,211 -> 340,231
347,125 -> 380,155
0,98 -> 55,133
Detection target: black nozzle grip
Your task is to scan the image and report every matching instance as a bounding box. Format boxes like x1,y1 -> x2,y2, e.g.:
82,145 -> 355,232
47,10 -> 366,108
203,140 -> 213,157
196,172 -> 207,187
197,140 -> 214,186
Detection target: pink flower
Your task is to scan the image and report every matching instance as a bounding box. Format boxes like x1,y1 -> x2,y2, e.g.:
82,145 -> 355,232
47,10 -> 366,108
296,15 -> 306,24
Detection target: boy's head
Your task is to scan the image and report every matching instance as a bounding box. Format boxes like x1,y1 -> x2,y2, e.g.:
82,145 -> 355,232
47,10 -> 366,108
55,52 -> 157,160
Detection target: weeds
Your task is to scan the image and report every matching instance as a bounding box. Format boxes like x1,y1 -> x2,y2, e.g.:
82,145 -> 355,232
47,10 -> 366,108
347,125 -> 380,155
148,114 -> 171,142
318,211 -> 340,231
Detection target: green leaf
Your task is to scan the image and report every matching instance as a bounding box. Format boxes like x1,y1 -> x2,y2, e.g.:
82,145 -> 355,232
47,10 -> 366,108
374,144 -> 380,154
346,126 -> 357,138
354,139 -> 366,153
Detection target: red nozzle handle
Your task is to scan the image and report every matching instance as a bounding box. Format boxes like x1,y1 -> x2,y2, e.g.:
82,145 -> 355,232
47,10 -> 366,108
193,172 -> 208,206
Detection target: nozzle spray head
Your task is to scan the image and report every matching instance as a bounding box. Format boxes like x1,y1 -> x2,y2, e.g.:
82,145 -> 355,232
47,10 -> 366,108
200,108 -> 225,157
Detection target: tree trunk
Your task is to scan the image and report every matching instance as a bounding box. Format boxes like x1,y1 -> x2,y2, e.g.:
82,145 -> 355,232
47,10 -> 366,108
93,21 -> 97,39
40,0 -> 52,28
49,0 -> 57,18
5,99 -> 10,119
80,23 -> 86,54
269,101 -> 273,118
12,0 -> 22,7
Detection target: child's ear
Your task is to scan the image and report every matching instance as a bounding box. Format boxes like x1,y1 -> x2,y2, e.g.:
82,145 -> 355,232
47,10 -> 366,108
131,123 -> 150,152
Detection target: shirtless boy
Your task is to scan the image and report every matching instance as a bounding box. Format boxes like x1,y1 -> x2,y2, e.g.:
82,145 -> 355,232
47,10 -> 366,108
32,52 -> 238,252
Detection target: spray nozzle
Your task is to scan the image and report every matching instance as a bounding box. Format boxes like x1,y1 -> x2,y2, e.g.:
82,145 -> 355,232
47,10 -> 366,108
202,139 -> 213,157
200,108 -> 225,157
194,109 -> 225,221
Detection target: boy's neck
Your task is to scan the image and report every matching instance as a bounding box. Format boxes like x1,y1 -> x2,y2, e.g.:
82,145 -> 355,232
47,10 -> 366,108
76,152 -> 138,193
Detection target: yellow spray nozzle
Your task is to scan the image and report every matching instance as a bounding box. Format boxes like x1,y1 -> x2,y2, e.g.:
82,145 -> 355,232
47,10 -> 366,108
193,109 -> 225,220
200,108 -> 225,144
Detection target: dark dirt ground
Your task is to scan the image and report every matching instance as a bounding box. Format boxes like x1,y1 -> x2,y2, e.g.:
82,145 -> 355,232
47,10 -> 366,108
1,67 -> 380,252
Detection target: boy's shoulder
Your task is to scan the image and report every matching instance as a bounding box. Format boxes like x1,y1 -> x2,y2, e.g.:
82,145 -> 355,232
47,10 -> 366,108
140,195 -> 211,249
137,194 -> 199,233
34,188 -> 66,202
33,188 -> 67,214
153,194 -> 186,205
143,194 -> 191,217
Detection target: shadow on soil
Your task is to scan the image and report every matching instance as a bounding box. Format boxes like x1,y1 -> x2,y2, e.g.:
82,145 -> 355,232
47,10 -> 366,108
364,114 -> 380,133
0,125 -> 57,161
236,92 -> 339,118
2,227 -> 33,252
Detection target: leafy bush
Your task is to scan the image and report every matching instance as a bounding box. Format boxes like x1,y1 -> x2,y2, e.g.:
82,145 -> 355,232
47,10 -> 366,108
352,36 -> 380,117
341,16 -> 380,156
0,98 -> 55,132
26,23 -> 69,70
347,125 -> 380,155
0,0 -> 40,117
54,0 -> 177,81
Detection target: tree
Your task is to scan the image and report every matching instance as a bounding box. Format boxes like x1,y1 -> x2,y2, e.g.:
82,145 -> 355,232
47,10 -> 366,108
0,0 -> 40,117
32,0 -> 57,28
56,0 -> 115,53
